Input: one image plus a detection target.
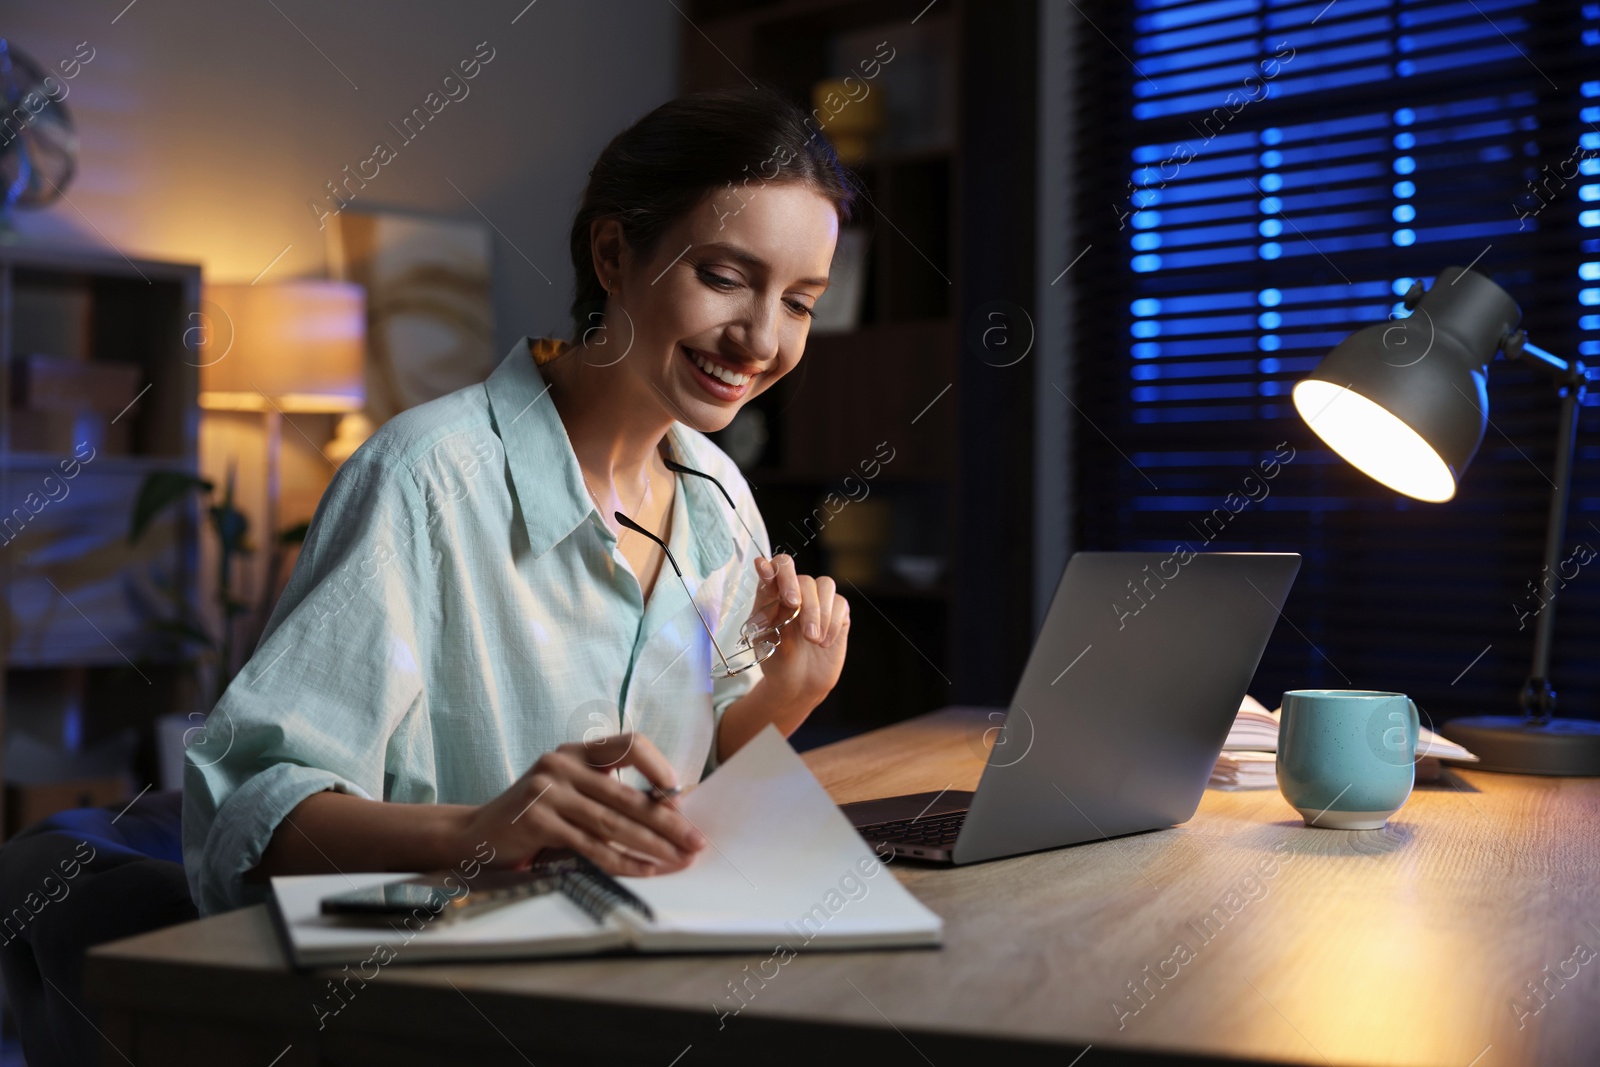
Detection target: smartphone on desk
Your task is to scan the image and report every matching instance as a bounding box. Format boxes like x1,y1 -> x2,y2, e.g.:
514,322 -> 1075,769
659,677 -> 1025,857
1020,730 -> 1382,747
319,869 -> 558,925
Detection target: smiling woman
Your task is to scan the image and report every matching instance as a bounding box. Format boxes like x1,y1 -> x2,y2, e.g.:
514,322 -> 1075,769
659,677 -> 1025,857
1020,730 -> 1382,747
567,88 -> 853,341
183,88 -> 860,915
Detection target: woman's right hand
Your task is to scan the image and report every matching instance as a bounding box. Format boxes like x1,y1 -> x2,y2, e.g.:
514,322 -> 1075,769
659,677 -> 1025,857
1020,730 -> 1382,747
451,733 -> 707,877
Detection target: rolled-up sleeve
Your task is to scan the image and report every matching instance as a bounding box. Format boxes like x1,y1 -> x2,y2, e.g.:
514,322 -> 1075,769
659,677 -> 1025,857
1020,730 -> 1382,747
182,445 -> 435,915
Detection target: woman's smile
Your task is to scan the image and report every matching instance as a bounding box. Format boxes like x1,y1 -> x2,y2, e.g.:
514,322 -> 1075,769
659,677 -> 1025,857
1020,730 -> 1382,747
682,344 -> 760,401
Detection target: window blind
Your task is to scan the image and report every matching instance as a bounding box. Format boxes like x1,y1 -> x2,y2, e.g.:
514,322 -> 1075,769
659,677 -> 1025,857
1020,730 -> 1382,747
1070,0 -> 1600,724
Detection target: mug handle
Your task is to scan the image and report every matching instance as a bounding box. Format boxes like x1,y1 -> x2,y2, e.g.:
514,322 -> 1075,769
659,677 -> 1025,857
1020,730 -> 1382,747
1380,699 -> 1421,762
1406,698 -> 1421,763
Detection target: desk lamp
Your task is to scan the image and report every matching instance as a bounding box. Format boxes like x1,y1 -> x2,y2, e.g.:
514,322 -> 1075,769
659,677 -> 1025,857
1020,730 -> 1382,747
1292,265 -> 1598,775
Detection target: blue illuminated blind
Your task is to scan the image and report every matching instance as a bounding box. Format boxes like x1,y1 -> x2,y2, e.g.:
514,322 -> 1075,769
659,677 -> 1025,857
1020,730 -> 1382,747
1072,0 -> 1600,722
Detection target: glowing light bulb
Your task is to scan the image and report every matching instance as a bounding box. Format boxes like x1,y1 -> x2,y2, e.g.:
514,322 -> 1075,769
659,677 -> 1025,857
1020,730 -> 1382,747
1292,381 -> 1457,502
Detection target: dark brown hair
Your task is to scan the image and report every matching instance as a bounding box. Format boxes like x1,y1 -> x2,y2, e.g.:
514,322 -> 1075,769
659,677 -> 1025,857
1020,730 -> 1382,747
568,86 -> 854,337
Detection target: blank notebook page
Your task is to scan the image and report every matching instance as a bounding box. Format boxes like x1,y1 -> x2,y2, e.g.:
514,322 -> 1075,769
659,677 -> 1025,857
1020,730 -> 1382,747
621,726 -> 943,946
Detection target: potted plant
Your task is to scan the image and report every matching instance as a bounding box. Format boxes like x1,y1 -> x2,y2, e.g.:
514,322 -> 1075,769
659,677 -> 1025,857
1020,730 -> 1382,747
129,467 -> 250,709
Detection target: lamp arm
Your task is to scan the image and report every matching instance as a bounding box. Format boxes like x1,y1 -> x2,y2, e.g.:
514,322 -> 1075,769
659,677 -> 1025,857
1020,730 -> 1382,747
1503,331 -> 1586,387
1501,335 -> 1586,722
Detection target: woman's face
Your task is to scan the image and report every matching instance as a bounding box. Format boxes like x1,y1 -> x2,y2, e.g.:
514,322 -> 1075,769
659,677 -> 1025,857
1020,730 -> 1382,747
607,180 -> 839,434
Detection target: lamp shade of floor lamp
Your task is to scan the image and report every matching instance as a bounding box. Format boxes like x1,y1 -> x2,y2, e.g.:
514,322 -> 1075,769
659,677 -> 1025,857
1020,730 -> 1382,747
197,280 -> 366,538
1292,266 -> 1598,775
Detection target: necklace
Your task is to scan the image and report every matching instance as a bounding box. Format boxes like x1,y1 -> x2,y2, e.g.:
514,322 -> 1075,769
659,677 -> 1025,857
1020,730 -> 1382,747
580,460 -> 653,545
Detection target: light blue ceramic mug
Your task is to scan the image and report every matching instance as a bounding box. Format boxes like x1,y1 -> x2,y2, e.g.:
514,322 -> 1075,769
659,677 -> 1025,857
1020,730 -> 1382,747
1277,689 -> 1420,829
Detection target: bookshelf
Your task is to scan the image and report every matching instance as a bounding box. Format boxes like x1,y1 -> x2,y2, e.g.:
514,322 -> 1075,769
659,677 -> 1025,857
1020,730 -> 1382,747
683,0 -> 1038,739
0,244 -> 201,834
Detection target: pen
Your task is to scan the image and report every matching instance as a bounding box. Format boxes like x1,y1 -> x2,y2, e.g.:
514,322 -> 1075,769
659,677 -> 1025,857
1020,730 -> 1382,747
612,767 -> 681,801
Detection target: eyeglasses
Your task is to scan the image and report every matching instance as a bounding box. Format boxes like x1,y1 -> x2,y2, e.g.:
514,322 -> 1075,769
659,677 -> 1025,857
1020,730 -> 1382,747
613,457 -> 800,678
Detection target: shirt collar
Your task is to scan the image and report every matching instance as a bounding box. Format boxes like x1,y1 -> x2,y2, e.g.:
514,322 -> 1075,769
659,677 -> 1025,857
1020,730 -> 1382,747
664,423 -> 738,579
485,339 -> 590,560
486,339 -> 739,576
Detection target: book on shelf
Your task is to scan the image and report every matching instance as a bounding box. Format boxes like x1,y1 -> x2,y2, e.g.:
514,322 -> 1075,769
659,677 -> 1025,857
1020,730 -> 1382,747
271,726 -> 943,967
10,354 -> 141,455
1210,695 -> 1480,791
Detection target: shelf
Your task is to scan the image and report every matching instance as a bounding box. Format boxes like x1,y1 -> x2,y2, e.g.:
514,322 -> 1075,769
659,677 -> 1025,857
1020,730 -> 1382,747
4,451 -> 195,471
681,0 -> 999,726
693,0 -> 944,34
0,246 -> 202,810
1,243 -> 200,285
772,318 -> 957,481
806,317 -> 952,347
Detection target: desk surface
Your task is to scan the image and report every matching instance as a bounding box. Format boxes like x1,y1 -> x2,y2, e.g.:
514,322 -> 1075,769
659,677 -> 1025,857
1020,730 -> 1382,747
89,707 -> 1600,1067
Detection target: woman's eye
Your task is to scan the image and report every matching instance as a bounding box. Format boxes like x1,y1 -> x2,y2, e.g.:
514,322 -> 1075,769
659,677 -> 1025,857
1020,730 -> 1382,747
695,265 -> 810,317
695,267 -> 739,291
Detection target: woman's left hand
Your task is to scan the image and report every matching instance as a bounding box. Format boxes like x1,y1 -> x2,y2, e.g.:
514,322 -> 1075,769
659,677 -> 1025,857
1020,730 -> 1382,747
749,554 -> 849,704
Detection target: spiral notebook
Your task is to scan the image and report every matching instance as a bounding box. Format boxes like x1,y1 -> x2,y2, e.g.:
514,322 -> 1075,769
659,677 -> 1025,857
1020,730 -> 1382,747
269,726 -> 944,967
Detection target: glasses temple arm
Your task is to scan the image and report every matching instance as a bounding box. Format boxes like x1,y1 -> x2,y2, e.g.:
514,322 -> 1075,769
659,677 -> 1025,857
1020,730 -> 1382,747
662,458 -> 761,545
613,510 -> 732,670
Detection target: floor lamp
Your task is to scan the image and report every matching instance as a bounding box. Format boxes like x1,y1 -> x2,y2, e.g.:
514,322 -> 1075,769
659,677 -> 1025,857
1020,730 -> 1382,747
197,280 -> 366,553
1293,265 -> 1597,775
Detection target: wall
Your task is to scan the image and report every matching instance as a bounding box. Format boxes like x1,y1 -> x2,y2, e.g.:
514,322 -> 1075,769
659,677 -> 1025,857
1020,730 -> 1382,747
5,0 -> 677,347
3,0 -> 677,679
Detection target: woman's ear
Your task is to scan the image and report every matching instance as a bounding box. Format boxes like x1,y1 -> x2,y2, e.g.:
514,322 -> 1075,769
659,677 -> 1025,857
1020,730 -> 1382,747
589,217 -> 626,294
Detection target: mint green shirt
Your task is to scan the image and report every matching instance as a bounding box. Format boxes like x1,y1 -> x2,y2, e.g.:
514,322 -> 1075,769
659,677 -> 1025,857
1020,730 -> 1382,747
183,340 -> 769,915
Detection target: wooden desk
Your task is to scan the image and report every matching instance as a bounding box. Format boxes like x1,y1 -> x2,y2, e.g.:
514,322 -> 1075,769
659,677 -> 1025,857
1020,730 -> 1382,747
88,707 -> 1600,1066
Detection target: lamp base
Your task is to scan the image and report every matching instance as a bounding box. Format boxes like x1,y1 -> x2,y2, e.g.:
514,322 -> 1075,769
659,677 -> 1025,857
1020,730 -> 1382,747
1439,716 -> 1600,776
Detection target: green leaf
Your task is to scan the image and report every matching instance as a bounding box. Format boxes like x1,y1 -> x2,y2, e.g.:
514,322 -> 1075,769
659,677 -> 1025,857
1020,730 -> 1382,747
208,503 -> 250,554
129,471 -> 212,543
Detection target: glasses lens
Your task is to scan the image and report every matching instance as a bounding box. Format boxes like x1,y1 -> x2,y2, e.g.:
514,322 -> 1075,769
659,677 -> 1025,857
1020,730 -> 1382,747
740,596 -> 801,646
710,638 -> 776,679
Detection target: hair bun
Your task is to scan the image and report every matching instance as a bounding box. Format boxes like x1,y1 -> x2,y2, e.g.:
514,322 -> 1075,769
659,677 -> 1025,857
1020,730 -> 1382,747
529,337 -> 568,366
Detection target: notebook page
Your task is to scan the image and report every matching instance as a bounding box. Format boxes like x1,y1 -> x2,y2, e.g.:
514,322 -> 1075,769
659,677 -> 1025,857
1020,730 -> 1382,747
620,725 -> 943,950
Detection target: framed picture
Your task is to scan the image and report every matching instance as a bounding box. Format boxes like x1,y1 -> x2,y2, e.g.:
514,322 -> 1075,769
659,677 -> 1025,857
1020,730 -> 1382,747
809,226 -> 869,335
328,210 -> 496,422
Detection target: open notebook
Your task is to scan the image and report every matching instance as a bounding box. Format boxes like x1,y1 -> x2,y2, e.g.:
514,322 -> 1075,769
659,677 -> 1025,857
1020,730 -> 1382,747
270,726 -> 943,967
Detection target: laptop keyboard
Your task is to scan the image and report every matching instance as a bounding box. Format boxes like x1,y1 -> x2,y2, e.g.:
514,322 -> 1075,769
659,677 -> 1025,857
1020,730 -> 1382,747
858,810 -> 967,848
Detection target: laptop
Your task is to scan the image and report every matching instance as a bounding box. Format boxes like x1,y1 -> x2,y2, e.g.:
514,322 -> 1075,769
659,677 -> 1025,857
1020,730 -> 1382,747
842,551 -> 1301,864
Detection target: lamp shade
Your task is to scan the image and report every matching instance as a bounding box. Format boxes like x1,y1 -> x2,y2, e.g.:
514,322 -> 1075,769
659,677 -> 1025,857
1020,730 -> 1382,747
1292,266 -> 1521,502
199,280 -> 366,413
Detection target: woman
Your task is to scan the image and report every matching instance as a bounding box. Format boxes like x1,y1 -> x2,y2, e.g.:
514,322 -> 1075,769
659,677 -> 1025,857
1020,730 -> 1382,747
183,88 -> 854,915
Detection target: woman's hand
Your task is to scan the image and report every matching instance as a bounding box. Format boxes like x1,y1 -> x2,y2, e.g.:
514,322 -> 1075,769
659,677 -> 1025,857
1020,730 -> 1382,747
450,733 -> 707,877
749,553 -> 850,704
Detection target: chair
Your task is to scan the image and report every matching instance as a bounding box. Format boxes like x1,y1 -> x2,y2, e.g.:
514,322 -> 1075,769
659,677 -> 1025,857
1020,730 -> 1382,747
0,788 -> 194,1067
